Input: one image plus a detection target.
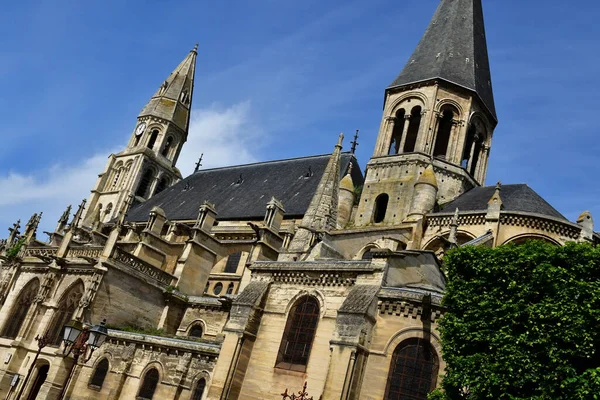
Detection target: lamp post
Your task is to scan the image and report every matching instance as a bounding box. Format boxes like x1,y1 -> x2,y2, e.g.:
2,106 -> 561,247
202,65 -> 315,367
56,319 -> 108,400
13,332 -> 50,400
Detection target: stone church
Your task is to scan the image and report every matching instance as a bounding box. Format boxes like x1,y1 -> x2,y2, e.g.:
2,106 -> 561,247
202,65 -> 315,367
0,0 -> 596,399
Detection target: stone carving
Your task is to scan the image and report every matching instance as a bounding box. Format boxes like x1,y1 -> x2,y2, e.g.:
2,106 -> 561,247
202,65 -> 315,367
67,247 -> 102,259
79,272 -> 104,309
34,271 -> 57,303
113,248 -> 173,285
24,248 -> 58,258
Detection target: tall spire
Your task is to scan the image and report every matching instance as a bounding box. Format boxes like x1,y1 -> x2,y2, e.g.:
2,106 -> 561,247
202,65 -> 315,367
139,44 -> 198,134
388,0 -> 496,121
286,134 -> 344,255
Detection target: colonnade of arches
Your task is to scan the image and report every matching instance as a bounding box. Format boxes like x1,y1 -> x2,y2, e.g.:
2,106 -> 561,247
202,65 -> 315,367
384,96 -> 491,181
131,126 -> 180,162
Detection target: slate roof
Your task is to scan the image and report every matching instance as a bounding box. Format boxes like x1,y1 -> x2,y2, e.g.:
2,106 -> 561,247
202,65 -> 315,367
436,184 -> 567,221
339,285 -> 380,314
388,0 -> 497,121
127,153 -> 363,223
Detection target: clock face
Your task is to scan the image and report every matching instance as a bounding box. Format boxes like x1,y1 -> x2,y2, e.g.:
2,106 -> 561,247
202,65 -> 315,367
135,122 -> 147,136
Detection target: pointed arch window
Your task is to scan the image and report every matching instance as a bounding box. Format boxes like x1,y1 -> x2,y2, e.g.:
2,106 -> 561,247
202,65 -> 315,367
147,130 -> 159,150
433,109 -> 455,158
189,324 -> 203,338
384,339 -> 439,400
136,169 -> 154,198
1,278 -> 40,339
138,368 -> 159,400
89,358 -> 109,389
47,282 -> 84,346
161,137 -> 173,158
154,178 -> 169,195
191,378 -> 206,400
373,194 -> 389,223
276,296 -> 320,371
226,283 -> 235,295
389,109 -> 406,155
224,252 -> 242,273
404,106 -> 422,153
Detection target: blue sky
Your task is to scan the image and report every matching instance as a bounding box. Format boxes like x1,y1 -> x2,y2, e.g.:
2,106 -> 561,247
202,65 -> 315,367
1,0 -> 600,235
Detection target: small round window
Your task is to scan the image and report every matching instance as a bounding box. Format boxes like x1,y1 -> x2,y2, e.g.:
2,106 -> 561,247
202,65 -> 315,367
213,282 -> 223,295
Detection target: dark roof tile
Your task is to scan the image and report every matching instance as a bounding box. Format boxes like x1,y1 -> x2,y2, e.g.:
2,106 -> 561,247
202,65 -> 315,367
127,153 -> 363,222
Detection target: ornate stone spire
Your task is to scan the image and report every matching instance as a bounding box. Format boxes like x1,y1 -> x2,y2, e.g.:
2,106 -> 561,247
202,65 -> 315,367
56,205 -> 72,233
138,44 -> 198,135
6,219 -> 21,247
287,134 -> 344,254
70,199 -> 87,230
448,208 -> 460,245
388,0 -> 496,121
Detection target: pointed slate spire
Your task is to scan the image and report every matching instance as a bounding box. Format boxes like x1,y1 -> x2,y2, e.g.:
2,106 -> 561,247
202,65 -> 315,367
388,0 -> 496,121
139,44 -> 198,134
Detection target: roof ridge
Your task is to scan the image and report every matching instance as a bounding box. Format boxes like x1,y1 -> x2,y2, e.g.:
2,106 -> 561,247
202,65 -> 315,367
189,152 -> 355,175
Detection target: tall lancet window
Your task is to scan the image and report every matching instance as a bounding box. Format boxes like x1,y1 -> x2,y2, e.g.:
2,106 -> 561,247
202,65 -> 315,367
1,278 -> 40,339
389,109 -> 406,155
47,281 -> 84,345
161,136 -> 173,158
433,109 -> 454,158
404,106 -> 422,153
136,169 -> 154,198
147,130 -> 159,150
384,338 -> 439,400
276,296 -> 320,371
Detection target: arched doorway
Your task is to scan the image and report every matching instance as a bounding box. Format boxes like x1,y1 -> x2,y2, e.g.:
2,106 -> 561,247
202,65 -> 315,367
26,363 -> 49,400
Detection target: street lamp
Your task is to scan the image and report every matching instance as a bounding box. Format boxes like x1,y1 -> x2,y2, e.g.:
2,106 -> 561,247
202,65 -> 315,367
56,319 -> 108,400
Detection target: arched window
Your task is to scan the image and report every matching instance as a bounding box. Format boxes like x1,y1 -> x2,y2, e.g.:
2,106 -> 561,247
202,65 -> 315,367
136,169 -> 154,198
27,364 -> 49,400
224,252 -> 242,273
154,178 -> 168,195
361,249 -> 375,260
47,282 -> 84,345
213,283 -> 223,295
462,120 -> 485,176
433,109 -> 455,158
133,134 -> 141,147
373,194 -> 389,223
189,324 -> 203,338
389,109 -> 406,155
147,130 -> 159,150
161,137 -> 173,157
384,339 -> 439,400
138,368 -> 159,400
89,358 -> 109,389
404,106 -> 422,153
191,378 -> 206,400
276,296 -> 320,371
1,279 -> 40,339
226,283 -> 234,295
110,165 -> 123,190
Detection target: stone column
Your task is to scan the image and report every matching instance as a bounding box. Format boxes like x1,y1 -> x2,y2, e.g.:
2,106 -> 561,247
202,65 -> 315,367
428,112 -> 442,154
466,134 -> 480,173
446,120 -> 462,162
397,114 -> 412,153
382,117 -> 396,155
414,109 -> 429,152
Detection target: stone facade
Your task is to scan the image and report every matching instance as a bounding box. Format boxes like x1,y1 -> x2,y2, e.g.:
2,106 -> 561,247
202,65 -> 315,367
0,1 -> 597,400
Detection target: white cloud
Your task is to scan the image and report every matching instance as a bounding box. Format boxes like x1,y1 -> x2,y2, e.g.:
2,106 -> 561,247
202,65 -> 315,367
177,101 -> 262,176
0,101 -> 262,237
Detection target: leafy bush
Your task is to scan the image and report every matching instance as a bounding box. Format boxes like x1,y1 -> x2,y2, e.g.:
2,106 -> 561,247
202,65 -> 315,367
432,241 -> 600,399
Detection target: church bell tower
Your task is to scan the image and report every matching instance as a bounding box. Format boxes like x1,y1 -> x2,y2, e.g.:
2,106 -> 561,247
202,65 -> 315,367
81,45 -> 198,227
354,0 -> 497,227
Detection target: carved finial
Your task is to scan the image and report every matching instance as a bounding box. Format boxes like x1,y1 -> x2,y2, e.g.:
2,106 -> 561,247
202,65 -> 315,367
194,153 -> 203,173
70,199 -> 87,230
59,205 -> 72,224
350,130 -> 359,154
452,208 -> 459,226
116,193 -> 134,228
336,132 -> 344,148
496,181 -> 502,190
7,219 -> 21,246
192,43 -> 199,53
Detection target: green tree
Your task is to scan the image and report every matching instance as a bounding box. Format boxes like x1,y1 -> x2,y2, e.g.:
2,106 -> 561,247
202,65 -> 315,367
431,241 -> 600,400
